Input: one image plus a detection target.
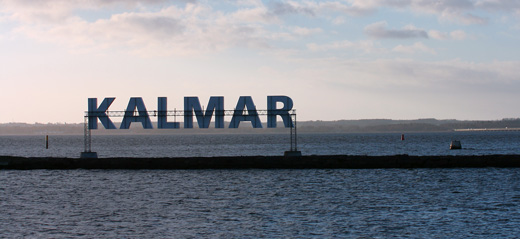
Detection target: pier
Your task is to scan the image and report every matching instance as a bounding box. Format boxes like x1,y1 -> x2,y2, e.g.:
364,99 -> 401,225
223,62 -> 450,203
2,155 -> 520,169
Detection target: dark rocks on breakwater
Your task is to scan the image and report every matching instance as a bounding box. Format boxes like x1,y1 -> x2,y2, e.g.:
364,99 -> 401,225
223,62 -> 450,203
2,155 -> 520,169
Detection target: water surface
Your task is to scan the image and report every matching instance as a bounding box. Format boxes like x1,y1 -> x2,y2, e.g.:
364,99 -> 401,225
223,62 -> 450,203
1,168 -> 520,238
0,131 -> 519,158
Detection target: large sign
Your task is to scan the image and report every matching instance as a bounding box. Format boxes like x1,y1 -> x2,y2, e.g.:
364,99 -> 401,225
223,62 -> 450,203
88,96 -> 294,130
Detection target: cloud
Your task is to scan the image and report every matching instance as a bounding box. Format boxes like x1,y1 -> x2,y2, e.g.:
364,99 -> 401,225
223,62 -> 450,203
475,0 -> 520,11
401,0 -> 488,25
265,0 -> 502,25
268,2 -> 315,16
0,0 -> 514,57
307,40 -> 355,51
450,30 -> 468,40
7,3 -> 283,56
5,1 -> 347,56
392,42 -> 436,55
365,21 -> 428,39
0,0 -> 176,23
312,1 -> 376,16
307,58 -> 520,93
366,23 -> 468,41
307,40 -> 384,54
4,0 -> 518,28
111,13 -> 185,38
428,30 -> 450,40
442,12 -> 488,25
268,1 -> 381,17
428,30 -> 468,40
291,26 -> 322,36
332,16 -> 346,25
230,6 -> 273,24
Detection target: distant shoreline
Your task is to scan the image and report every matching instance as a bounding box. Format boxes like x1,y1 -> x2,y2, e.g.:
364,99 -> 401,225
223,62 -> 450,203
454,128 -> 520,132
1,118 -> 520,135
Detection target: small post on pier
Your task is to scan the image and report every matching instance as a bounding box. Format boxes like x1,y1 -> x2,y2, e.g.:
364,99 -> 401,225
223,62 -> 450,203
45,135 -> 49,149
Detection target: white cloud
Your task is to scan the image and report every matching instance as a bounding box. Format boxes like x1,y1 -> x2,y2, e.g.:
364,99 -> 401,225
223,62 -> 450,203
450,30 -> 468,40
268,1 -> 316,16
428,30 -> 468,40
307,57 -> 520,92
307,40 -> 384,55
231,6 -> 274,24
307,40 -> 355,51
314,1 -> 376,16
267,1 -> 381,17
392,42 -> 436,55
0,0 -> 513,57
235,0 -> 265,7
4,1 -> 350,56
365,21 -> 428,39
7,3 -> 285,56
265,0 -> 509,25
332,16 -> 346,25
408,0 -> 487,24
476,0 -> 520,11
292,26 -> 323,36
0,0 -> 175,23
4,0 -> 519,28
428,30 -> 449,40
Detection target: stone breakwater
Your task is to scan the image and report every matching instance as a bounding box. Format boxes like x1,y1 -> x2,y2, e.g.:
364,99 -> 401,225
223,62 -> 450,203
2,155 -> 520,169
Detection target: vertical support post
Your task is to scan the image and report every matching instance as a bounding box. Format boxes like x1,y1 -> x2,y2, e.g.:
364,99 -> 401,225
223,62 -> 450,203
84,115 -> 92,153
87,120 -> 92,153
84,115 -> 87,152
290,120 -> 293,151
294,112 -> 298,151
284,110 -> 301,157
81,114 -> 97,158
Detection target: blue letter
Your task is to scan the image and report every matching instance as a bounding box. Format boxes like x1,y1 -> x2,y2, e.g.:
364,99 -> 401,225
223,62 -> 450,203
229,96 -> 262,128
267,96 -> 294,128
158,97 -> 179,129
120,97 -> 153,129
184,96 -> 224,128
88,98 -> 117,130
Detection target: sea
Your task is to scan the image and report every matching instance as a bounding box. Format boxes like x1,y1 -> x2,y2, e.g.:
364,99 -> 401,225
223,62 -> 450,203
1,131 -> 520,238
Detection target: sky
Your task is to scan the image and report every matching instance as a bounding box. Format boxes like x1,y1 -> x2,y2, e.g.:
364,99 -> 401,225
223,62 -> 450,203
1,0 -> 520,124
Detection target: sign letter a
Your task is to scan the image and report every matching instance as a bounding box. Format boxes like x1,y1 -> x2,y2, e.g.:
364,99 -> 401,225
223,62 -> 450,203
120,97 -> 153,129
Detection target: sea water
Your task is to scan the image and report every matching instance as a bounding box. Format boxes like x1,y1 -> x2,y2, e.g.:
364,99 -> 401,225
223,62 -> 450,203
0,131 -> 519,158
1,169 -> 520,238
1,132 -> 520,238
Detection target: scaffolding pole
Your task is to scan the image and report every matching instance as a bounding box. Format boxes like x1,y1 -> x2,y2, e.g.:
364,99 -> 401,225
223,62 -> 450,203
83,116 -> 91,153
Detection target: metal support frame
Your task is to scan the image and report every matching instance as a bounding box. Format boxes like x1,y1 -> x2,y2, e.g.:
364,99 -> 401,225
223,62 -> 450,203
84,109 -> 298,154
87,109 -> 293,117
